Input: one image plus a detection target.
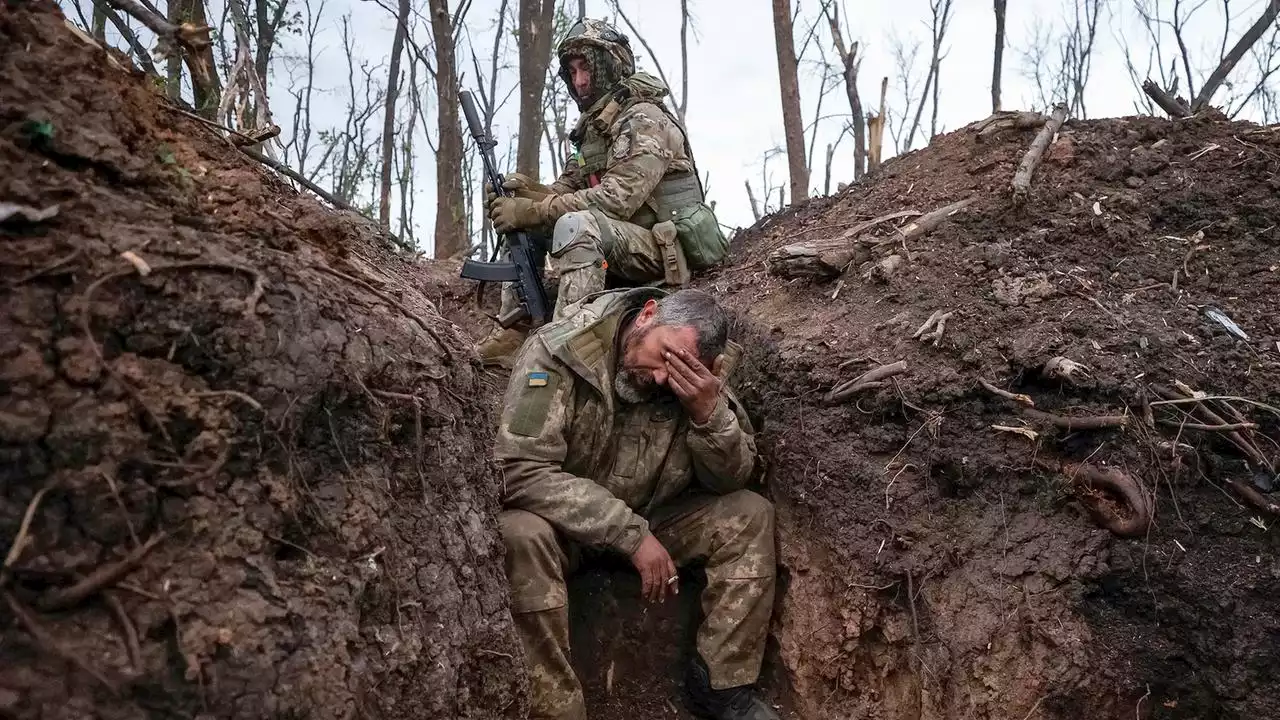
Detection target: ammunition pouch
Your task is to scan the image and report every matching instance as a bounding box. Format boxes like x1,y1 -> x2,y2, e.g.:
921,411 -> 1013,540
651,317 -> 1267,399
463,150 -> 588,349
646,172 -> 728,270
652,220 -> 690,286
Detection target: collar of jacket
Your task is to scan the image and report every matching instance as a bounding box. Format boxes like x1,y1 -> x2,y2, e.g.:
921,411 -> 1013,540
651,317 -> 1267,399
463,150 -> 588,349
537,287 -> 667,395
569,90 -> 625,145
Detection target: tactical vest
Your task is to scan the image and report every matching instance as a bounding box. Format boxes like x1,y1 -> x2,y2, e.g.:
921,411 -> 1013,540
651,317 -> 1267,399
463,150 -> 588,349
570,78 -> 704,230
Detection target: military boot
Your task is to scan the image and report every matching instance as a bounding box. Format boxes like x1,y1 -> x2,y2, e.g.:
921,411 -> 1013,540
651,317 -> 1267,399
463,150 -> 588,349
683,654 -> 780,720
475,326 -> 527,369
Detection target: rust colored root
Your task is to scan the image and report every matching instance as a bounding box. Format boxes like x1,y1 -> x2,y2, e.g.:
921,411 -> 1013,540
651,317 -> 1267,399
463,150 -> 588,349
1063,463 -> 1152,537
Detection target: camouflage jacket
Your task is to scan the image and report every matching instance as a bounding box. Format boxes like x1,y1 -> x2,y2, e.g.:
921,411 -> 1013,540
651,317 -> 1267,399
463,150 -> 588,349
494,288 -> 757,555
543,74 -> 700,229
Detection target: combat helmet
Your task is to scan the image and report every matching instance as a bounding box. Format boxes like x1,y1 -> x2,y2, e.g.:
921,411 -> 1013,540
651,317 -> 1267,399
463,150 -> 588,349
556,18 -> 635,108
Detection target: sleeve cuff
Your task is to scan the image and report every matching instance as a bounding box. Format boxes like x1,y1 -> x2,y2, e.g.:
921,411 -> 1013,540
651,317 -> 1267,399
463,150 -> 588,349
690,396 -> 734,434
611,516 -> 651,555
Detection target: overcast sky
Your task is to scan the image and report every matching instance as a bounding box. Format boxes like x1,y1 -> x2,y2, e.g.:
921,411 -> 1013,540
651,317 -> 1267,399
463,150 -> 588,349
76,0 -> 1279,254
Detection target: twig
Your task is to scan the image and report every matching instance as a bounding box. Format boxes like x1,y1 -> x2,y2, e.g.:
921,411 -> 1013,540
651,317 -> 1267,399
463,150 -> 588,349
159,103 -> 261,145
104,591 -> 142,673
10,249 -> 83,286
99,471 -> 140,549
1152,387 -> 1273,470
2,480 -> 59,584
192,390 -> 264,412
912,310 -> 953,345
1157,420 -> 1257,432
37,532 -> 168,612
1225,477 -> 1280,515
1135,684 -> 1151,720
898,199 -> 974,241
3,590 -> 118,692
263,532 -> 316,559
1149,396 -> 1280,419
841,210 -> 922,243
82,262 -> 266,323
979,378 -> 1034,407
1182,243 -> 1210,280
1020,695 -> 1048,720
1022,409 -> 1128,430
1012,104 -> 1068,201
826,360 -> 908,403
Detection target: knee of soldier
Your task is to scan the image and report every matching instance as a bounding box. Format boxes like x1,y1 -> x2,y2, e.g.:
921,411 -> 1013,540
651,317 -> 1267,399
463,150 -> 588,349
499,509 -> 558,560
721,490 -> 776,540
550,211 -> 603,262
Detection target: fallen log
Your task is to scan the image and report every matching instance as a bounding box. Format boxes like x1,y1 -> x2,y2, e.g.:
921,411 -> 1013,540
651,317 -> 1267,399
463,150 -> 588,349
972,110 -> 1048,141
767,210 -> 920,278
1012,104 -> 1068,201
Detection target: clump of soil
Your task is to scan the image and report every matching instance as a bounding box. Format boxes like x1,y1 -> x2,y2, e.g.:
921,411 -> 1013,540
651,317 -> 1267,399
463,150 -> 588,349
1,5 -> 523,719
702,111 -> 1280,718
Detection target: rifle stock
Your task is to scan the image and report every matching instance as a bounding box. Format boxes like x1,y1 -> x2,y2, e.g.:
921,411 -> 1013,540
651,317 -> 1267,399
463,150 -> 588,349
458,90 -> 551,328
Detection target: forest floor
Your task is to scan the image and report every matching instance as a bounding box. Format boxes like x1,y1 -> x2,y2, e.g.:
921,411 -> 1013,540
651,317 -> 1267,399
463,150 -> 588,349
4,3 -> 1280,720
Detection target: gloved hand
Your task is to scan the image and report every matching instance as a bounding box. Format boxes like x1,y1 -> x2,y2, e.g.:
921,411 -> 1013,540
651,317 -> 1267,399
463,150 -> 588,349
485,172 -> 552,204
489,196 -> 546,233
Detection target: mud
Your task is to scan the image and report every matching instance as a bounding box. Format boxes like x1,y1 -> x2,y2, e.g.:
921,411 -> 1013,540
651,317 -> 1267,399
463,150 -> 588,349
1,4 -> 523,719
703,111 -> 1280,719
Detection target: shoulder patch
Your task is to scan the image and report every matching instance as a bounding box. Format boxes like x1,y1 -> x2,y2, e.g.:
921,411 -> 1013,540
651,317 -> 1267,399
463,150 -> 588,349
613,132 -> 632,159
510,369 -> 561,437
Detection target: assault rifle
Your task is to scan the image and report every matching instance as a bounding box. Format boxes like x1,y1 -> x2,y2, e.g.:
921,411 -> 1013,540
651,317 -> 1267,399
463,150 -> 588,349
458,90 -> 551,328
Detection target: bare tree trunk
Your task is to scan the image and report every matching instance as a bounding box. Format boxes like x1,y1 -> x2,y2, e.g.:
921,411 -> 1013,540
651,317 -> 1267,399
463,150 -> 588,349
826,5 -> 866,180
427,0 -> 467,258
253,0 -> 290,92
906,0 -> 954,150
92,1 -> 107,40
992,0 -> 1007,112
867,76 -> 887,172
745,180 -> 761,222
517,0 -> 556,176
379,0 -> 409,229
166,0 -> 184,98
771,0 -> 808,203
1193,3 -> 1280,111
92,0 -> 161,75
170,0 -> 222,117
823,142 -> 835,195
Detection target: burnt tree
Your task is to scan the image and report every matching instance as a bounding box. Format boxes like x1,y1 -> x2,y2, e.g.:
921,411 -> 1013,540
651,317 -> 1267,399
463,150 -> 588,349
427,0 -> 467,258
517,0 -> 557,176
772,0 -> 808,203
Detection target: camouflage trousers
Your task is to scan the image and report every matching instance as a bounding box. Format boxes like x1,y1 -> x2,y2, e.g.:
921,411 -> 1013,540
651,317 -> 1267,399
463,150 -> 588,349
499,209 -> 665,322
499,490 -> 777,720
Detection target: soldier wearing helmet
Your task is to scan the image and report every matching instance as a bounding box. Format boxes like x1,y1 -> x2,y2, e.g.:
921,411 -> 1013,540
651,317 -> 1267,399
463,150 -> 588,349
478,18 -> 730,370
487,24 -> 775,720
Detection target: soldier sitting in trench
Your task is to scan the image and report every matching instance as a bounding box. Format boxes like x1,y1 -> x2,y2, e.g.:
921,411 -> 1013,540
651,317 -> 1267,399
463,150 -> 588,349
495,287 -> 779,720
478,18 -> 729,368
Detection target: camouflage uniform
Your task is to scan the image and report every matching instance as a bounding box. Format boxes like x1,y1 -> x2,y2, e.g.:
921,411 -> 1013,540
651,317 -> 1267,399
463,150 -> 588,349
483,20 -> 721,365
495,287 -> 776,719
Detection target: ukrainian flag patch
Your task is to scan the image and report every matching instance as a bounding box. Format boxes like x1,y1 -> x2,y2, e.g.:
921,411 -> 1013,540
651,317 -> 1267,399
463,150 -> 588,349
527,371 -> 550,387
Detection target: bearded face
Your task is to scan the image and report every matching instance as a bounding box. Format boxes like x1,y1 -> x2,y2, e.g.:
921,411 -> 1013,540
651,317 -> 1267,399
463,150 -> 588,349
613,313 -> 701,406
614,323 -> 664,404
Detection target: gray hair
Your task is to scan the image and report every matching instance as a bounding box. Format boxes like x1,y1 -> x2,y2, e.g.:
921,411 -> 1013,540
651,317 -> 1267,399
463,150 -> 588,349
652,289 -> 729,363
